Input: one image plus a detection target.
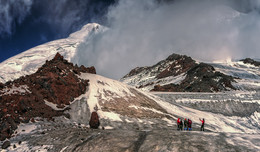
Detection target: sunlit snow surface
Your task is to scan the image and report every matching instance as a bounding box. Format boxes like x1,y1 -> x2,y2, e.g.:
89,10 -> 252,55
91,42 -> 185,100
0,23 -> 104,83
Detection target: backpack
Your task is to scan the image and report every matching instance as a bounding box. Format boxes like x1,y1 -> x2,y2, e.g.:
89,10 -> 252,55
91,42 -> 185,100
188,119 -> 192,127
89,111 -> 100,129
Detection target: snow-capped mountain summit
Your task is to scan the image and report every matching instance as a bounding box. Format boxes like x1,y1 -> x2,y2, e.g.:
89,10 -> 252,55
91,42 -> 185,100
0,23 -> 105,83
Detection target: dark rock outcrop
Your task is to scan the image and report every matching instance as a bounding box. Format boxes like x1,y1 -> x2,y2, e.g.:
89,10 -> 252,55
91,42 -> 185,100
156,54 -> 196,79
0,53 -> 95,141
152,63 -> 236,92
240,58 -> 260,67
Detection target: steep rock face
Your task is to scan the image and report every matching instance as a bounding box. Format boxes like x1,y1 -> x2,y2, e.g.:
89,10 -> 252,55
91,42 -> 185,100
240,58 -> 260,67
122,54 -> 196,80
121,53 -> 236,92
0,53 -> 94,141
153,63 -> 236,92
156,54 -> 196,79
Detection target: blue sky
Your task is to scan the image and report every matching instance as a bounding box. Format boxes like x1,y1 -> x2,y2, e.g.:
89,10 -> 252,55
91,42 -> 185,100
0,0 -> 115,62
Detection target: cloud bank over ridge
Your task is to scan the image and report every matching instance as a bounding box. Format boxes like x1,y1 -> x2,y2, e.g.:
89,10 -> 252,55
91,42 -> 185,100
73,0 -> 260,79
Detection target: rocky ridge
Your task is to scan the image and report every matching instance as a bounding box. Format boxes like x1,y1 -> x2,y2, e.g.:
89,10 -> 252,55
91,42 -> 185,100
121,53 -> 236,92
240,58 -> 260,67
0,53 -> 95,141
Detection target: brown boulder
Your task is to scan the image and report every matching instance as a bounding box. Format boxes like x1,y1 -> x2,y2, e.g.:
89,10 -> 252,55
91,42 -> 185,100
89,112 -> 100,129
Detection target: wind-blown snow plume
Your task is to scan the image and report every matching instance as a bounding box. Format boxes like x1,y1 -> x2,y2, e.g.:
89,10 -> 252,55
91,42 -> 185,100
74,0 -> 260,79
31,0 -> 114,37
0,0 -> 33,37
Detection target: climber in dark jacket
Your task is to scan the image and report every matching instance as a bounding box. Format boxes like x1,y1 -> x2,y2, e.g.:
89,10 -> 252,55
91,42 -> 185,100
199,118 -> 205,131
184,118 -> 188,130
179,119 -> 183,130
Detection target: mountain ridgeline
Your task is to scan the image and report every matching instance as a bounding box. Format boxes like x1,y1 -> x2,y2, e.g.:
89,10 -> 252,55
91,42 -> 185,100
121,53 -> 236,92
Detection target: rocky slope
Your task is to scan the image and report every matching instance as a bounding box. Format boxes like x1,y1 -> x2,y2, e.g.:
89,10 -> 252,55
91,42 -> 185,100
121,53 -> 236,92
0,53 -> 95,141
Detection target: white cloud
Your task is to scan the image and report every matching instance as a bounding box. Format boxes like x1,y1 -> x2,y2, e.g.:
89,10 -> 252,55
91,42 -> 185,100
72,0 -> 260,79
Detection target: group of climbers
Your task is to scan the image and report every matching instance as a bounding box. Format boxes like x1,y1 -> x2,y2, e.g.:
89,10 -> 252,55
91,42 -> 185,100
89,111 -> 205,132
177,118 -> 205,131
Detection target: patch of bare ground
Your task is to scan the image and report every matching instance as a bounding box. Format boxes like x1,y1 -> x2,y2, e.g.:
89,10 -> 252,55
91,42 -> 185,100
99,88 -> 167,119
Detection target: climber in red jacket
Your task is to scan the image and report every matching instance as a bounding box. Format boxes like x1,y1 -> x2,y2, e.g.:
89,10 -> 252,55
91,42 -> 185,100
188,119 -> 192,131
177,118 -> 181,130
199,118 -> 205,131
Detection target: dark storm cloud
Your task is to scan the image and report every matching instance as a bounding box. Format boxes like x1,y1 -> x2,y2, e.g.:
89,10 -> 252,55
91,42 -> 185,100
74,0 -> 260,79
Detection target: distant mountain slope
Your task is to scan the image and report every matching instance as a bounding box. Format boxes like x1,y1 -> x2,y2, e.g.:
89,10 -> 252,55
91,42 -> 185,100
121,53 -> 236,92
0,23 -> 105,83
211,58 -> 260,91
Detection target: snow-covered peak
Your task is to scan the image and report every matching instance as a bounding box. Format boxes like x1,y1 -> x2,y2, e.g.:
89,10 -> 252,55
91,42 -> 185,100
121,53 -> 236,92
68,23 -> 103,40
0,23 -> 105,83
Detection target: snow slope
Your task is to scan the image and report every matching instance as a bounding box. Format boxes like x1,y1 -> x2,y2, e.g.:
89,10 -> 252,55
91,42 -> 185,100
0,23 -> 105,83
69,73 -> 168,126
154,91 -> 260,133
68,72 -> 260,133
